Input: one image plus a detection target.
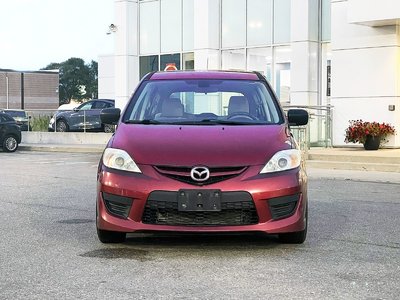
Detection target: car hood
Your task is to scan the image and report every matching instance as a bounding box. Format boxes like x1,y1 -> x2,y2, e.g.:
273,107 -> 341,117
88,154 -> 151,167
110,123 -> 291,167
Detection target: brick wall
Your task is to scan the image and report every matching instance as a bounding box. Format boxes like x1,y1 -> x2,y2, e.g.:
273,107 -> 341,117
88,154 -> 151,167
0,70 -> 59,110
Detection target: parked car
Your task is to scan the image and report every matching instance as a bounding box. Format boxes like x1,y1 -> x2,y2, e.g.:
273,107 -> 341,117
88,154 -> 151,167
0,109 -> 31,131
0,112 -> 22,152
48,99 -> 115,132
96,71 -> 309,244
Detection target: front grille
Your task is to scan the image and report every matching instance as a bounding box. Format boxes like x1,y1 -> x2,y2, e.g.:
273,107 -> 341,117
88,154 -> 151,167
142,191 -> 259,226
268,194 -> 299,220
102,192 -> 132,219
154,166 -> 247,185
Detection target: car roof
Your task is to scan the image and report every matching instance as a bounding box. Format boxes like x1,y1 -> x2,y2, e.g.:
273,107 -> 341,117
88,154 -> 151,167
148,70 -> 262,81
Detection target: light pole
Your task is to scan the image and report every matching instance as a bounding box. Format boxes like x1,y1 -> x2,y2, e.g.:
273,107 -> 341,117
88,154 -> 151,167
5,73 -> 9,109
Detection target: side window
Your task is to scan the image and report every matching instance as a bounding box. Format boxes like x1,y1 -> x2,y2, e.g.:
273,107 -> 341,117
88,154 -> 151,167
0,115 -> 5,123
79,102 -> 93,110
93,101 -> 108,109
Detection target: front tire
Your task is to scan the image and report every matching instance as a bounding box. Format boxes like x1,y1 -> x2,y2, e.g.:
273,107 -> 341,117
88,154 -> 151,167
97,228 -> 126,243
3,135 -> 18,152
278,206 -> 308,244
103,124 -> 115,133
56,119 -> 68,132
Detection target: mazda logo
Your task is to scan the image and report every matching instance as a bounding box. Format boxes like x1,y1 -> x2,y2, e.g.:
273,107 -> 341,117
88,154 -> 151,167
190,166 -> 210,182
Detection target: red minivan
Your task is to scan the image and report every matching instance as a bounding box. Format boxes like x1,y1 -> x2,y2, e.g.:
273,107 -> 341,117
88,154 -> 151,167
97,71 -> 309,243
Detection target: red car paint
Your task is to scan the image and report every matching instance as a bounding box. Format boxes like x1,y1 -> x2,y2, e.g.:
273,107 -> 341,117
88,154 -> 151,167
97,71 -> 308,243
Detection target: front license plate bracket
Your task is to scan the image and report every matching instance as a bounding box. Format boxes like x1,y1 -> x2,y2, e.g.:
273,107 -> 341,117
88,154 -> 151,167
177,189 -> 222,212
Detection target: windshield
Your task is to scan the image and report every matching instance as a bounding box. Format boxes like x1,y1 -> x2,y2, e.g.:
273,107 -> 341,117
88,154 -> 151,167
5,110 -> 26,118
123,79 -> 283,125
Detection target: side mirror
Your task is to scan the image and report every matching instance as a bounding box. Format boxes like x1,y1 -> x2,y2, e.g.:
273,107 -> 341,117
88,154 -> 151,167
73,107 -> 79,112
101,108 -> 121,125
287,109 -> 309,126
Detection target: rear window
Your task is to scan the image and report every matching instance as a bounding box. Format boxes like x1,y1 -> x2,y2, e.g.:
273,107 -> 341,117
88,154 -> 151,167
123,79 -> 283,125
5,110 -> 26,118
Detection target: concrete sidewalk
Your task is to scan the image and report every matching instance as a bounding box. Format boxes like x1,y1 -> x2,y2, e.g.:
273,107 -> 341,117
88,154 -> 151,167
19,143 -> 105,153
307,147 -> 400,172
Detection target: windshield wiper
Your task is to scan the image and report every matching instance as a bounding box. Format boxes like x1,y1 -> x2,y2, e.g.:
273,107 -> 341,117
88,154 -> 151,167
124,119 -> 162,124
171,119 -> 261,125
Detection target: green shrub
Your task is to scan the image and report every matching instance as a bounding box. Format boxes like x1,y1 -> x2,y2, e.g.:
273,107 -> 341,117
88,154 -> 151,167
30,115 -> 51,132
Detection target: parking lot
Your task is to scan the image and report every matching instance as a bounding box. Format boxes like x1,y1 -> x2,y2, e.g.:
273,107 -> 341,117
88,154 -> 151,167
0,151 -> 399,299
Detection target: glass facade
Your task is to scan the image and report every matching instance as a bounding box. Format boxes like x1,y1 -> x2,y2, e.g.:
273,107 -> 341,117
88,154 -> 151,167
160,0 -> 181,52
273,0 -> 291,44
321,0 -> 331,41
182,0 -> 194,51
160,53 -> 181,71
137,0 -> 332,105
139,1 -> 160,54
140,55 -> 159,79
222,0 -> 246,48
247,0 -> 273,46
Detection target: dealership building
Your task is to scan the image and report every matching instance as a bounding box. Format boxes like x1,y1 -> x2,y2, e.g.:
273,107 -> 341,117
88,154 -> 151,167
99,0 -> 400,147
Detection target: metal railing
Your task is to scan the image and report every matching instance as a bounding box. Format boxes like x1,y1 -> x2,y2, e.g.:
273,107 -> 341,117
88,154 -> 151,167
20,106 -> 333,151
23,109 -> 94,133
283,105 -> 333,155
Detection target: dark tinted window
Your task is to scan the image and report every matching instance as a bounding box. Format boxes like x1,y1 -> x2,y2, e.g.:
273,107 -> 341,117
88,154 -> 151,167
94,101 -> 113,109
140,55 -> 159,79
4,110 -> 26,118
0,113 -> 15,123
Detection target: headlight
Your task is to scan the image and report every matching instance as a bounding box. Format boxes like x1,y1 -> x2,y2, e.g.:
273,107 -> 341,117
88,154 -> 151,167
49,118 -> 55,125
102,148 -> 141,173
260,149 -> 301,174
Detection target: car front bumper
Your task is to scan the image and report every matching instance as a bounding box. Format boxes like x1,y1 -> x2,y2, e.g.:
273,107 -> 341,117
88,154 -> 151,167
97,164 -> 307,234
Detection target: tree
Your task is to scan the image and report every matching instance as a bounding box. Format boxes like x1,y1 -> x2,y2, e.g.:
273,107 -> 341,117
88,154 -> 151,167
86,60 -> 98,99
42,58 -> 98,105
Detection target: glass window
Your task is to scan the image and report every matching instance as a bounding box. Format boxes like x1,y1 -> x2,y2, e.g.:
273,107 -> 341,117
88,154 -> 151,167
274,46 -> 291,103
273,0 -> 291,44
140,1 -> 160,54
222,0 -> 246,48
321,0 -> 331,41
123,79 -> 283,124
160,53 -> 181,71
247,47 -> 272,82
222,49 -> 246,71
183,0 -> 194,51
140,55 -> 159,79
78,102 -> 94,110
247,0 -> 272,46
161,0 -> 182,52
183,52 -> 194,70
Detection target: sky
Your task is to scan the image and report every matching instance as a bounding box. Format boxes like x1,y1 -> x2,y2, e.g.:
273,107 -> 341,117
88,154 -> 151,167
0,0 -> 114,71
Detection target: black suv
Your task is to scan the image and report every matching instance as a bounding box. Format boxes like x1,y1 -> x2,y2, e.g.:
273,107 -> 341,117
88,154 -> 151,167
49,99 -> 115,132
0,112 -> 22,152
0,109 -> 31,131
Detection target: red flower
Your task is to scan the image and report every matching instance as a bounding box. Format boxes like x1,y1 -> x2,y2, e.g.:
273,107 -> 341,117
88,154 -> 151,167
344,120 -> 396,145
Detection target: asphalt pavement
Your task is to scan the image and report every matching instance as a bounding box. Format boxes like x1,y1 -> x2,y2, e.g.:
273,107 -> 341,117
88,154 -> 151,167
0,151 -> 399,299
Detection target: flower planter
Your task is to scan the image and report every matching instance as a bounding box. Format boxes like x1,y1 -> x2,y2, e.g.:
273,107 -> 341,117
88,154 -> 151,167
363,135 -> 381,150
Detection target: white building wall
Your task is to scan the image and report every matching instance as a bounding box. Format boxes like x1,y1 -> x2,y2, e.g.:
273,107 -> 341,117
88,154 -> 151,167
348,0 -> 400,26
114,0 -> 139,110
330,0 -> 400,147
98,55 -> 115,100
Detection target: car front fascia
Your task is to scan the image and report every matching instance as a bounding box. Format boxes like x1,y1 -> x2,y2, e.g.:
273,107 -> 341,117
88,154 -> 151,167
97,162 -> 307,234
